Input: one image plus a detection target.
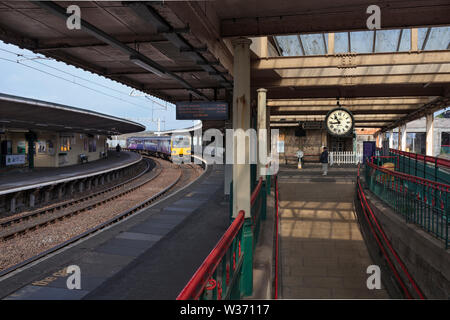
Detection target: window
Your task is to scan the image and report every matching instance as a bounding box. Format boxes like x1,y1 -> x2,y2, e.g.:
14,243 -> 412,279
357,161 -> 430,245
60,137 -> 71,152
88,138 -> 96,152
441,132 -> 450,155
406,133 -> 426,154
172,135 -> 191,148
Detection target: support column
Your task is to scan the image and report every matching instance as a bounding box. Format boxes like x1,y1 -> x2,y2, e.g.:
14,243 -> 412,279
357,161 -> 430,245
380,133 -> 384,147
232,37 -> 252,219
231,37 -> 253,298
399,125 -> 407,151
257,88 -> 267,179
389,130 -> 394,149
426,113 -> 434,156
29,190 -> 39,208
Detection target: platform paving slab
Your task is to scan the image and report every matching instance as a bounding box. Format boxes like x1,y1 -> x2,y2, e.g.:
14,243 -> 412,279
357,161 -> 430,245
278,171 -> 389,299
0,164 -> 229,300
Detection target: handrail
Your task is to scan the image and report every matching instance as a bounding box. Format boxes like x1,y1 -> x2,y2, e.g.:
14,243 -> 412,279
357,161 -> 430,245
176,210 -> 245,300
251,177 -> 263,206
366,160 -> 450,191
274,174 -> 279,299
357,165 -> 425,299
389,148 -> 450,168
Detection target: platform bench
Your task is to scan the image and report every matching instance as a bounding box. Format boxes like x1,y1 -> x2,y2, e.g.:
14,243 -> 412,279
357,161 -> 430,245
79,154 -> 89,164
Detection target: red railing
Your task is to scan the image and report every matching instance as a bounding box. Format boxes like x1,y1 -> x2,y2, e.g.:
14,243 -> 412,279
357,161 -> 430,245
390,148 -> 450,168
274,174 -> 279,299
366,161 -> 450,192
176,210 -> 245,300
357,165 -> 425,299
251,178 -> 263,206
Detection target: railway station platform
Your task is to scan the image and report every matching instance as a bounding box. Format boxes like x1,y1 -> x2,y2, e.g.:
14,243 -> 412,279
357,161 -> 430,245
0,151 -> 144,215
0,151 -> 141,193
278,166 -> 389,299
0,163 -> 229,300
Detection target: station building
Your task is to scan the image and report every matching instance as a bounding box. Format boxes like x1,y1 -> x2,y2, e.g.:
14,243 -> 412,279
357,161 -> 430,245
384,116 -> 450,156
0,93 -> 145,169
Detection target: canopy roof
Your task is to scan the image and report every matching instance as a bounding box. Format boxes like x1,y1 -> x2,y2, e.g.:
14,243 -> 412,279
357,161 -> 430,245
0,93 -> 145,135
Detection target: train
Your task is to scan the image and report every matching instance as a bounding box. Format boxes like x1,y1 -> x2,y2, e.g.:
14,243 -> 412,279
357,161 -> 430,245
126,135 -> 191,160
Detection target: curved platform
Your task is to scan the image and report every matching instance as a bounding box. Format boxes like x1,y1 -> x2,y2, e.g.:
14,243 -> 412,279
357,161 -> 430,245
0,163 -> 228,300
0,151 -> 141,194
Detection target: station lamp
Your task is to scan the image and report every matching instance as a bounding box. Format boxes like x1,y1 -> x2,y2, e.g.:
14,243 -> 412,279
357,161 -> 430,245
129,56 -> 165,77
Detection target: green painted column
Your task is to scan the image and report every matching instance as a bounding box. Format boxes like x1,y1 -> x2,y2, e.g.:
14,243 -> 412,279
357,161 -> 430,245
240,218 -> 253,297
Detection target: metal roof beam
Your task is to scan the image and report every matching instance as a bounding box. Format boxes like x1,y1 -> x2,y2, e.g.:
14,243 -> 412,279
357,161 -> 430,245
396,29 -> 403,52
220,2 -> 450,37
125,2 -> 232,89
33,1 -> 209,101
382,96 -> 450,132
421,27 -> 432,50
270,109 -> 416,115
252,50 -> 450,70
267,97 -> 430,106
254,73 -> 450,88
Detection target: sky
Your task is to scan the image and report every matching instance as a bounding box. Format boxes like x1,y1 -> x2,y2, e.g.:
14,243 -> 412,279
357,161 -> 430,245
0,40 -> 197,132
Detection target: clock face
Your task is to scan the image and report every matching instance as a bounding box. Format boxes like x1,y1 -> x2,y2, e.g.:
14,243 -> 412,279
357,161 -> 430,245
325,108 -> 354,136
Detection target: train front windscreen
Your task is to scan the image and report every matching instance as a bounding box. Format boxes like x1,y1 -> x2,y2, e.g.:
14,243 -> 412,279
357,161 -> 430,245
171,135 -> 191,156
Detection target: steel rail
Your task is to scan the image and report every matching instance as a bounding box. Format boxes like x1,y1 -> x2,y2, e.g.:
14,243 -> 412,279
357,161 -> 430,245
1,158 -> 151,228
0,156 -> 206,278
0,157 -> 160,241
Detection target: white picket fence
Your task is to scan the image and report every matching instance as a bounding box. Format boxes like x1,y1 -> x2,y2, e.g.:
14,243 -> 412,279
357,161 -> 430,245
329,151 -> 363,166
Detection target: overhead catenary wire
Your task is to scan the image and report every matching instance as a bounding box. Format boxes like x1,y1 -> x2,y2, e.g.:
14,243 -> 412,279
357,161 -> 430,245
0,47 -> 173,111
0,56 -> 157,113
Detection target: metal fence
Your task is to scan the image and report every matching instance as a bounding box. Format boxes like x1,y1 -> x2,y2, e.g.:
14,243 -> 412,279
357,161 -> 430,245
388,148 -> 450,185
329,151 -> 363,166
176,210 -> 245,300
178,175 -> 269,300
364,160 -> 449,248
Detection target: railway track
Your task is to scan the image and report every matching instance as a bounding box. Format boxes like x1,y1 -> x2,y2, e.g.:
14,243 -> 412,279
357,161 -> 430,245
0,157 -> 159,241
0,155 -> 205,276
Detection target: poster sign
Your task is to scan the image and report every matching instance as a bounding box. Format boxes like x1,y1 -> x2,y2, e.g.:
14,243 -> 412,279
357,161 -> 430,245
277,140 -> 285,153
37,140 -> 47,153
176,101 -> 228,120
6,154 -> 26,166
17,141 -> 26,154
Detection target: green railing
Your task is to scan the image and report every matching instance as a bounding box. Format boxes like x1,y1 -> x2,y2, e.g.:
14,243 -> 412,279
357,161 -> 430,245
387,149 -> 450,185
177,210 -> 245,300
364,160 -> 450,248
179,173 -> 270,300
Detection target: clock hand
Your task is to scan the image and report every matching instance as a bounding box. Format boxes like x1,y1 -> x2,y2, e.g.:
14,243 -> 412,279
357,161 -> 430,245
334,115 -> 341,124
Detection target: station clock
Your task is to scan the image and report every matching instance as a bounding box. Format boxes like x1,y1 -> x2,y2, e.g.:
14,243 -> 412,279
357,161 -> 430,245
324,107 -> 354,137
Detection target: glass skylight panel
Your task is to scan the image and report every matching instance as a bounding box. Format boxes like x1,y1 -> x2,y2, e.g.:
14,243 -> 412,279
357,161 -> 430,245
349,31 -> 373,53
375,29 -> 400,53
300,33 -> 326,55
425,27 -> 450,50
334,32 -> 349,53
398,28 -> 411,52
418,28 -> 429,50
275,35 -> 302,56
